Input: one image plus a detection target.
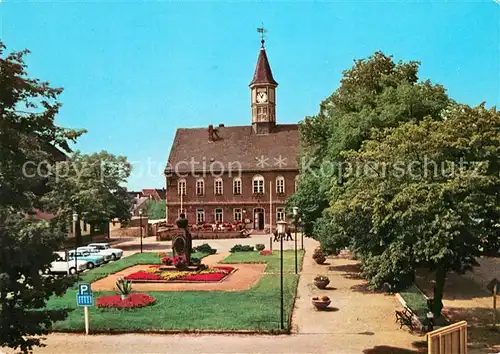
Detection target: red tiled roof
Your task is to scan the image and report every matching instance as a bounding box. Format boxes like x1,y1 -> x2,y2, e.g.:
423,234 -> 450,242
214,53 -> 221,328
166,124 -> 299,173
249,45 -> 278,87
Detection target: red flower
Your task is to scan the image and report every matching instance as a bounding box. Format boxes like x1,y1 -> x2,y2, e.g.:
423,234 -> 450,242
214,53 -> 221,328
97,293 -> 156,309
125,271 -> 163,280
260,250 -> 272,256
177,273 -> 227,281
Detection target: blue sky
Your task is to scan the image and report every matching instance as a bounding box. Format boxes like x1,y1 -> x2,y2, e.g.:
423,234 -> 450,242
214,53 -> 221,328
2,0 -> 499,190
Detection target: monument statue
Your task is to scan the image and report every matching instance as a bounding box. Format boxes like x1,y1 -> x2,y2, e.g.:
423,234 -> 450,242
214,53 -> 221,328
172,213 -> 192,266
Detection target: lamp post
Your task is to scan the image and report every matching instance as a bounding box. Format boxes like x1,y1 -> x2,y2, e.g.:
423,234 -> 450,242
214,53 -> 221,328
299,217 -> 303,250
293,207 -> 299,275
426,311 -> 434,332
139,208 -> 143,253
277,220 -> 287,330
72,212 -> 79,282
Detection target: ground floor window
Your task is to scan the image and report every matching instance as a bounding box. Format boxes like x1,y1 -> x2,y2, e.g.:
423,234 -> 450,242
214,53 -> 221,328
215,208 -> 223,223
196,209 -> 205,224
234,208 -> 242,222
276,207 -> 285,222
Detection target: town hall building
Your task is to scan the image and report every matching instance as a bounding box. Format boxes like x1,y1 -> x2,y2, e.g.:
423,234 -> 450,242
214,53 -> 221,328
165,39 -> 300,231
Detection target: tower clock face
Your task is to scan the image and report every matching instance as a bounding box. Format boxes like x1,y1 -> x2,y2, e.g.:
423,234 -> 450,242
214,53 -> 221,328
256,91 -> 268,103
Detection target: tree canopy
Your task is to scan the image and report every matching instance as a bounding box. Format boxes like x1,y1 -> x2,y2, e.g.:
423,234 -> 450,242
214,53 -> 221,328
0,42 -> 85,351
42,151 -> 133,244
291,51 -> 499,317
289,51 -> 450,236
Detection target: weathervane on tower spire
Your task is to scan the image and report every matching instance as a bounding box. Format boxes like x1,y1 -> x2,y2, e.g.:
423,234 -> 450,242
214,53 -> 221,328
257,23 -> 267,47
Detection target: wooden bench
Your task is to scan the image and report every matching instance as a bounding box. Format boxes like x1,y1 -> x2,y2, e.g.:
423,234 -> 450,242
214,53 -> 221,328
395,306 -> 415,330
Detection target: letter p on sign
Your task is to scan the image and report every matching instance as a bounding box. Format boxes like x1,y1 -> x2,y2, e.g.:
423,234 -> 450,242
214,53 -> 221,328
78,283 -> 92,296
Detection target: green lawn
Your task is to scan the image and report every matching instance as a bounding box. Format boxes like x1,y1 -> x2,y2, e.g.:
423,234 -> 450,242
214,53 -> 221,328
48,250 -> 302,333
400,285 -> 448,326
222,250 -> 305,273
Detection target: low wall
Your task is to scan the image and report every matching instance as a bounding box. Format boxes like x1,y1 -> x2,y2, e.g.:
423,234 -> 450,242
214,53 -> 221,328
156,231 -> 248,241
111,226 -> 148,238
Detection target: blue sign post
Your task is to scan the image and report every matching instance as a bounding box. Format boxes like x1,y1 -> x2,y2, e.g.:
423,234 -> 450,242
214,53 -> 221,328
76,283 -> 93,334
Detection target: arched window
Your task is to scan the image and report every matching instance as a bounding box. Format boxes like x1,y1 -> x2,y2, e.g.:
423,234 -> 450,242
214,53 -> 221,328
214,177 -> 223,195
252,175 -> 265,194
233,177 -> 242,195
178,179 -> 186,196
196,178 -> 204,196
276,176 -> 285,194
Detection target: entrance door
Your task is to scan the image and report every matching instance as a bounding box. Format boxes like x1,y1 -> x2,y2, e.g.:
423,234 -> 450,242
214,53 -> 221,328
254,208 -> 265,230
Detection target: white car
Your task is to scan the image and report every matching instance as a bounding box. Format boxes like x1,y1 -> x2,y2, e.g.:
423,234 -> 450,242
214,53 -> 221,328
51,253 -> 88,274
87,243 -> 123,260
77,246 -> 112,263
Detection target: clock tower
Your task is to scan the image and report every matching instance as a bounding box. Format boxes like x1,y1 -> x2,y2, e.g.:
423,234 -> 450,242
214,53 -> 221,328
250,39 -> 278,135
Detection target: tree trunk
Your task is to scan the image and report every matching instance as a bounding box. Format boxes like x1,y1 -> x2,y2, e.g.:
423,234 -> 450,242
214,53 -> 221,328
432,266 -> 446,317
75,215 -> 82,248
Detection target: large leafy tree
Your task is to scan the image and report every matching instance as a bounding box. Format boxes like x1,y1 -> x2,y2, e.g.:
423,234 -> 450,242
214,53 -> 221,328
0,42 -> 85,351
289,51 -> 450,236
327,104 -> 500,316
43,151 -> 133,244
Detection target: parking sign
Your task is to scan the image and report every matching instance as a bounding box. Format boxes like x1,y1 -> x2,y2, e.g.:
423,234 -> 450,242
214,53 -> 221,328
77,283 -> 94,307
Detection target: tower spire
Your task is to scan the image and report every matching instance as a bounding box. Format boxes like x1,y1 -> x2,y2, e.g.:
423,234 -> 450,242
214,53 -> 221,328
250,25 -> 278,87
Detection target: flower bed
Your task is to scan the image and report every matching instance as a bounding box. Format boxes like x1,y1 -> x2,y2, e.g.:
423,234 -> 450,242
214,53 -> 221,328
96,293 -> 156,309
124,265 -> 235,283
260,250 -> 272,256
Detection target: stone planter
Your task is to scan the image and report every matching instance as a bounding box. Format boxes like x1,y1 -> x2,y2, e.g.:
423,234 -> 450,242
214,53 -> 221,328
312,299 -> 331,310
314,279 -> 330,289
313,257 -> 326,265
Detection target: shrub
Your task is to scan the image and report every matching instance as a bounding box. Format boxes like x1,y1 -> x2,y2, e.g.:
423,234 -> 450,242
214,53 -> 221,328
230,244 -> 254,253
97,293 -> 156,309
116,277 -> 132,296
191,257 -> 201,264
255,244 -> 265,251
193,243 -> 217,255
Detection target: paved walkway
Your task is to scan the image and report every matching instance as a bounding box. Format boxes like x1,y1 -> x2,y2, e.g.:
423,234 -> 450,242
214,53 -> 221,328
291,241 -> 424,352
416,271 -> 500,349
9,235 -> 487,354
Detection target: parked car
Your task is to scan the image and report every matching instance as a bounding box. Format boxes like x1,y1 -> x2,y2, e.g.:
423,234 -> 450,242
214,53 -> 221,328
87,243 -> 124,260
67,250 -> 105,269
51,253 -> 88,274
77,246 -> 112,263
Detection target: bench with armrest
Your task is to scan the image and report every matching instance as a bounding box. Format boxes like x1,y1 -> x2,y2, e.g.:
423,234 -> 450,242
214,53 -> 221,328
395,306 -> 415,330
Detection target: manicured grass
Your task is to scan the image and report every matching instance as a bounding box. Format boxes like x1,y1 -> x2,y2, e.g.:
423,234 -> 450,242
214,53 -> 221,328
49,274 -> 298,332
77,251 -> 209,284
400,285 -> 448,326
221,250 -> 305,273
48,250 -> 300,332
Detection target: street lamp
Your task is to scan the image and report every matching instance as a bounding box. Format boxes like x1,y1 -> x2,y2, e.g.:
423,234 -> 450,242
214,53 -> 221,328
426,311 -> 434,332
277,220 -> 287,330
292,207 -> 299,275
139,208 -> 143,253
72,212 -> 79,281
